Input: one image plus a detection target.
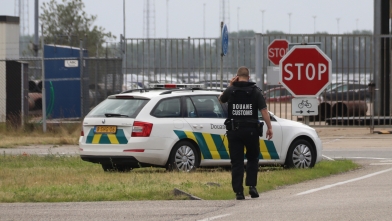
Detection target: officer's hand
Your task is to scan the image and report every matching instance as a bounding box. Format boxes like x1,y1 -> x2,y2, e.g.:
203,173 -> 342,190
229,76 -> 239,86
266,128 -> 273,140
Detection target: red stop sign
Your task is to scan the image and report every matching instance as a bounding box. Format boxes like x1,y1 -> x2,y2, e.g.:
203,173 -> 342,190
268,39 -> 289,65
279,45 -> 332,97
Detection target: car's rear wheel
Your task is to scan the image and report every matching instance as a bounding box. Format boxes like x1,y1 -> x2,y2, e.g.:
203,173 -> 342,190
166,141 -> 200,172
285,139 -> 315,168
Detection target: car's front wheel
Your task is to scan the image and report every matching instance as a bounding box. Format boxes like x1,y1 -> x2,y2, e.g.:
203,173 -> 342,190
166,141 -> 200,172
285,139 -> 315,168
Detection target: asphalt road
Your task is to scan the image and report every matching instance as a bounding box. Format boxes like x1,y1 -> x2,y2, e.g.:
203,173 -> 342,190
1,130 -> 391,221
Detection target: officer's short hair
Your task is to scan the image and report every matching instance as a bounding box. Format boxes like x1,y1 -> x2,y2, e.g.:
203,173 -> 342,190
236,66 -> 250,77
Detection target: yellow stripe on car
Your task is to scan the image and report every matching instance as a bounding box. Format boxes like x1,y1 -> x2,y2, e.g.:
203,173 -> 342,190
174,130 -> 279,160
86,129 -> 128,144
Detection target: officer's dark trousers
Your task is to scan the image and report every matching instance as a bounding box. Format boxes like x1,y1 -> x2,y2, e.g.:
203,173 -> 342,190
227,127 -> 260,193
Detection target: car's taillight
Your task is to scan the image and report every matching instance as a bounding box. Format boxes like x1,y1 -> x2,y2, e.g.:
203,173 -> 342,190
81,130 -> 84,136
131,121 -> 153,137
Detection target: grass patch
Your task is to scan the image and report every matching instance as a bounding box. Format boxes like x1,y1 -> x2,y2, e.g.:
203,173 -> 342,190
0,154 -> 359,202
0,122 -> 80,148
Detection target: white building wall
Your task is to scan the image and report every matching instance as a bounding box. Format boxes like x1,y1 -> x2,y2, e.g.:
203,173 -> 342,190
0,17 -> 19,122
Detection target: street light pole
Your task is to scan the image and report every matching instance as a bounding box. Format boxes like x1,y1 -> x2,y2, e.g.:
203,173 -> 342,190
203,3 -> 206,37
261,10 -> 265,33
288,13 -> 292,34
313,15 -> 317,34
237,7 -> 240,36
336,18 -> 340,34
166,0 -> 169,38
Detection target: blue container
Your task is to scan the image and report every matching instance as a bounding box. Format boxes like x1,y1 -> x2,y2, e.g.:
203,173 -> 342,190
44,45 -> 88,119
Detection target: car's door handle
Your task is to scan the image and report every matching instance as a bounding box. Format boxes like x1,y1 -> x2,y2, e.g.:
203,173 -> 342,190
192,124 -> 203,129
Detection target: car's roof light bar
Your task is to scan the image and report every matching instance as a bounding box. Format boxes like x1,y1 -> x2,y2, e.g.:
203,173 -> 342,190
149,83 -> 204,89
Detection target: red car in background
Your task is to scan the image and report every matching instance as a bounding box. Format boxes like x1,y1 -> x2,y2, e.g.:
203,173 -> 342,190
264,86 -> 293,102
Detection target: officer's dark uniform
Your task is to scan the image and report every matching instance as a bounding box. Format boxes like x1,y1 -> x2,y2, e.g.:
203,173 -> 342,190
219,81 -> 267,195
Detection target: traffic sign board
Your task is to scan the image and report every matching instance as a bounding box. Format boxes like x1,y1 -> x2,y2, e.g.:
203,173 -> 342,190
268,39 -> 289,65
291,98 -> 319,116
279,45 -> 332,97
221,24 -> 229,56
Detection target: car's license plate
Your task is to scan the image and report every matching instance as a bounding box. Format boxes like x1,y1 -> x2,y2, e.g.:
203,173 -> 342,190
95,126 -> 117,134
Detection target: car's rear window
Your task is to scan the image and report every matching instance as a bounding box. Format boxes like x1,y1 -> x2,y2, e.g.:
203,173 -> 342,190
87,98 -> 149,118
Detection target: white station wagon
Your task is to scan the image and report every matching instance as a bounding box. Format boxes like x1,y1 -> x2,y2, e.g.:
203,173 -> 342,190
79,84 -> 323,172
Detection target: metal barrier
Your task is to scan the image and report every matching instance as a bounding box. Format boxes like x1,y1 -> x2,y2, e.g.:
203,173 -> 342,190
0,54 -> 121,126
0,34 -> 391,130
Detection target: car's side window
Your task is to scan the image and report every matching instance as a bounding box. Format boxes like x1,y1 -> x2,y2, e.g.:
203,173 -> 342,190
272,89 -> 280,97
258,111 -> 276,121
337,85 -> 348,92
190,96 -> 226,118
185,97 -> 197,118
151,98 -> 181,118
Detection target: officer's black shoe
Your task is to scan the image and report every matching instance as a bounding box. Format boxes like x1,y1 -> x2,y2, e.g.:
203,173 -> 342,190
236,192 -> 245,200
249,186 -> 259,198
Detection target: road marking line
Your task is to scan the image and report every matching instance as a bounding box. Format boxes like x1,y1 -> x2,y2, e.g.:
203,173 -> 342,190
296,167 -> 392,196
332,156 -> 390,160
322,155 -> 335,161
322,138 -> 342,144
198,213 -> 231,221
370,163 -> 392,166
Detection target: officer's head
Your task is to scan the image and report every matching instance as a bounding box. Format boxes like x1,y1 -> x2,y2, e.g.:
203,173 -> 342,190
236,66 -> 250,82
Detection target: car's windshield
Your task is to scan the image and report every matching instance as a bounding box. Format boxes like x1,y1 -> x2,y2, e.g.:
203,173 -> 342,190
87,98 -> 149,118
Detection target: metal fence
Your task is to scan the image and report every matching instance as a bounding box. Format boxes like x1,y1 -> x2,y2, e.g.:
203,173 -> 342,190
0,44 -> 122,127
123,34 -> 391,129
123,37 -> 255,88
0,34 -> 391,130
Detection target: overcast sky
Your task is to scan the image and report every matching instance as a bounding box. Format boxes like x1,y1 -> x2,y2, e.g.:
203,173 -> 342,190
1,0 -> 374,41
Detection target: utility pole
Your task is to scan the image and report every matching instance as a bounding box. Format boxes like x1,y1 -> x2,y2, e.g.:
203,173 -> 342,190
288,13 -> 292,34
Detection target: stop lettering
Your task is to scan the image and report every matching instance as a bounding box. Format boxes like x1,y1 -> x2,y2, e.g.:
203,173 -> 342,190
268,48 -> 287,59
283,63 -> 327,81
279,45 -> 332,97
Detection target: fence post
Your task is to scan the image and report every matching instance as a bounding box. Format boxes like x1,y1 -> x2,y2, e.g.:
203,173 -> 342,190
41,25 -> 46,133
220,22 -> 223,90
255,33 -> 264,90
188,36 -> 191,83
95,43 -> 98,106
80,39 -> 84,119
21,63 -> 24,127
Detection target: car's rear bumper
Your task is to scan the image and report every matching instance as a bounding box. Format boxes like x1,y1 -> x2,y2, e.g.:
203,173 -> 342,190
80,155 -> 159,168
79,136 -> 175,166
